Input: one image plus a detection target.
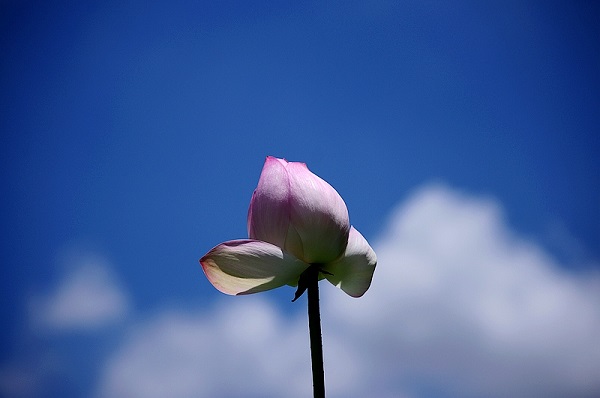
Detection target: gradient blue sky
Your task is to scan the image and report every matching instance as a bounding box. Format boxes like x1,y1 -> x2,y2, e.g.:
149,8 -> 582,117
1,1 -> 599,397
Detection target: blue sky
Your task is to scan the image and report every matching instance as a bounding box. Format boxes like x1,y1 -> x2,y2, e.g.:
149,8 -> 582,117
1,1 -> 599,397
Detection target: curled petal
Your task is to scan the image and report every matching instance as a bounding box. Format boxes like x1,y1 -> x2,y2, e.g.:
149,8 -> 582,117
323,227 -> 377,298
286,161 -> 350,263
200,239 -> 309,295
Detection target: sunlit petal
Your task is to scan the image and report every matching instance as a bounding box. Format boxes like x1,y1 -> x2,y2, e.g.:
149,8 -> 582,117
200,239 -> 309,295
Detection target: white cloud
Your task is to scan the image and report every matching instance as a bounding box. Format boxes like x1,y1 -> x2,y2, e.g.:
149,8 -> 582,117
0,250 -> 131,398
94,184 -> 600,398
95,298 -> 312,398
30,250 -> 130,332
324,184 -> 600,397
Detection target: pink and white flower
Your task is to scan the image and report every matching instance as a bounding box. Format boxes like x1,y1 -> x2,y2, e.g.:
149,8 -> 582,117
200,156 -> 376,298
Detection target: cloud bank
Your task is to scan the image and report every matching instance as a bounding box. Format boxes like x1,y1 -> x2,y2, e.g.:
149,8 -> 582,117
96,299 -> 312,398
324,185 -> 600,397
93,184 -> 600,398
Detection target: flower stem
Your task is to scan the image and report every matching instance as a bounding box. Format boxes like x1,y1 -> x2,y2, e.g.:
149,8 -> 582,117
307,265 -> 325,398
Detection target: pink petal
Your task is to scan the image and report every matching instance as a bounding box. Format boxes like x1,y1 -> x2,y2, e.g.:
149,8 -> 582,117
247,157 -> 294,251
200,239 -> 309,295
286,161 -> 350,263
323,227 -> 377,298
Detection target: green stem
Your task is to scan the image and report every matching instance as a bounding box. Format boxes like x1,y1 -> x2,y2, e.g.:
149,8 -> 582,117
307,265 -> 325,398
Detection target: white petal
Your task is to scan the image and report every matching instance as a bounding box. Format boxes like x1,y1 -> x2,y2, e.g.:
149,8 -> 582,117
286,161 -> 350,263
200,240 -> 309,295
323,227 -> 377,297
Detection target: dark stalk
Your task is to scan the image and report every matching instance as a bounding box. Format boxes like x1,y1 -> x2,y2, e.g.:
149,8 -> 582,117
306,265 -> 325,398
